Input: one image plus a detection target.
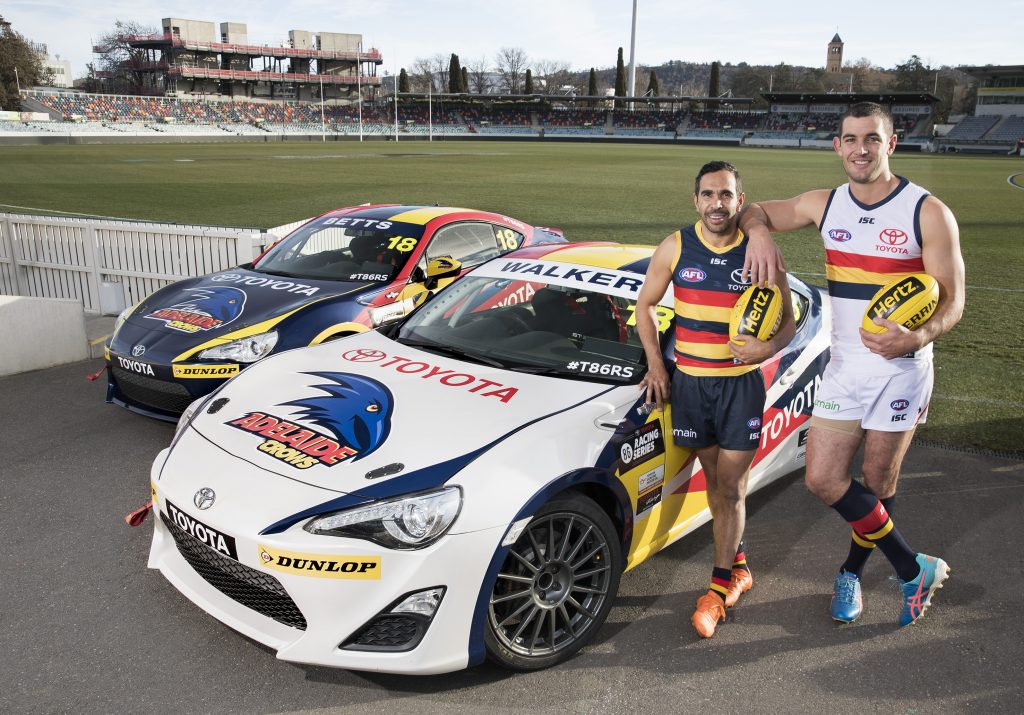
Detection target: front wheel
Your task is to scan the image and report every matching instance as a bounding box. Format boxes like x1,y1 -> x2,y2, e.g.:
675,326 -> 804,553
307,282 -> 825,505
484,493 -> 622,671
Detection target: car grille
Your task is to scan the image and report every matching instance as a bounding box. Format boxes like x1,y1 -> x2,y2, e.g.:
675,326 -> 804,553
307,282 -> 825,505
112,367 -> 194,414
161,512 -> 307,631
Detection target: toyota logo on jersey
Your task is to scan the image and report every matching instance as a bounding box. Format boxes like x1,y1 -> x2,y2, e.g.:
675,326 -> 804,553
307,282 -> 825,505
879,228 -> 909,246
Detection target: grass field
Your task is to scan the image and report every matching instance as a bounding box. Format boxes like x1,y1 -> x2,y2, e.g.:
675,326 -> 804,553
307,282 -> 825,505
1,140 -> 1021,452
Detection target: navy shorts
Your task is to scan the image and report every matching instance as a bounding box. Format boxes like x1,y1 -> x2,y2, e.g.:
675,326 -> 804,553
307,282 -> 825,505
671,369 -> 766,451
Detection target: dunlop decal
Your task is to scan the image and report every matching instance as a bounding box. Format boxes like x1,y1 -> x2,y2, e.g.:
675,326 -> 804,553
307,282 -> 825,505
257,545 -> 381,580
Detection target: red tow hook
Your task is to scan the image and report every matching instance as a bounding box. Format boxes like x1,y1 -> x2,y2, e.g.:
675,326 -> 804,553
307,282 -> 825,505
125,500 -> 153,527
86,366 -> 106,381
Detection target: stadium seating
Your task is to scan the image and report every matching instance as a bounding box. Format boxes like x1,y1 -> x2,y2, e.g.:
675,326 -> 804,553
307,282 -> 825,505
946,115 -> 1000,140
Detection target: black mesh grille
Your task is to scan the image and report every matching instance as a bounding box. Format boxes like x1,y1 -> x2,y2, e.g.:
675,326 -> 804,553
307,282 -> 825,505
113,367 -> 194,414
343,615 -> 425,651
161,512 -> 307,631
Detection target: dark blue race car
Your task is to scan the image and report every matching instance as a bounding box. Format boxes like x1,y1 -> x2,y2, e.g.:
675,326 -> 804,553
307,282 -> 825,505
105,204 -> 565,420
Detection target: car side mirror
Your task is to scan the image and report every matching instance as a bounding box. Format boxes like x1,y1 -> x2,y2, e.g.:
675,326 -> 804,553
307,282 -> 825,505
423,256 -> 462,290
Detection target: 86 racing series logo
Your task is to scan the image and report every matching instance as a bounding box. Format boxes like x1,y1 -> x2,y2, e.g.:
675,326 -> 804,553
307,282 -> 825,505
618,421 -> 665,471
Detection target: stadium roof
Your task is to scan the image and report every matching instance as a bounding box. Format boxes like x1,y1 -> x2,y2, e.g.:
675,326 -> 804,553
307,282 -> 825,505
762,92 -> 938,104
959,65 -> 1024,78
396,93 -> 757,106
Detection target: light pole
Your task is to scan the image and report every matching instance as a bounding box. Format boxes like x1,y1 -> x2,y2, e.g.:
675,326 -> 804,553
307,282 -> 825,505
14,66 -> 21,95
627,0 -> 638,109
357,41 -> 363,142
319,72 -> 326,142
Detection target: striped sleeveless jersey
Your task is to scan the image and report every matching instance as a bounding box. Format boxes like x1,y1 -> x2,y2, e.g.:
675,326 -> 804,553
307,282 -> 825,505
671,223 -> 756,377
819,176 -> 933,374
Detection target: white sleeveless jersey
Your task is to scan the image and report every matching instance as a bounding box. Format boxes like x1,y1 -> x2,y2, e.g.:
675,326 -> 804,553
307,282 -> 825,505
819,176 -> 933,375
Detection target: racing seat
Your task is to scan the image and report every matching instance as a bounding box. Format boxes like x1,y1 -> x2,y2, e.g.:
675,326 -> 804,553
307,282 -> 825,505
531,288 -> 579,337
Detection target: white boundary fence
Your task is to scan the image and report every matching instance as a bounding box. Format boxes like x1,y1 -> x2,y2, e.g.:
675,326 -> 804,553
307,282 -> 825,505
0,212 -> 282,314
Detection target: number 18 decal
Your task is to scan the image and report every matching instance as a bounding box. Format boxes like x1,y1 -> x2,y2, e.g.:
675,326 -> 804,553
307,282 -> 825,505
496,228 -> 520,251
387,236 -> 418,252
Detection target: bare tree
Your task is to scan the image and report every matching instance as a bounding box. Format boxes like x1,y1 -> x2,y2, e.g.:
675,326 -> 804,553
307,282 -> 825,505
92,20 -> 159,95
494,47 -> 528,94
532,59 -> 573,94
466,56 -> 491,94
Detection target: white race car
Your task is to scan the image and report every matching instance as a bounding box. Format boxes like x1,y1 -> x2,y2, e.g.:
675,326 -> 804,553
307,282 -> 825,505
148,243 -> 830,674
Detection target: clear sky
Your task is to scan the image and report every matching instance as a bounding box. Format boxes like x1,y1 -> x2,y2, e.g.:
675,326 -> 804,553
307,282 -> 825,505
5,0 -> 1021,81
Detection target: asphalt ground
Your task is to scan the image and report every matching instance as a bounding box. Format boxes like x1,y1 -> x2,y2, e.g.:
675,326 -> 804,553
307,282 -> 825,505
2,357 -> 1022,715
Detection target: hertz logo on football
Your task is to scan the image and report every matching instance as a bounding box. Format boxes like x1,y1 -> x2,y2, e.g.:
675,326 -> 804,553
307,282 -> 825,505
729,285 -> 782,343
861,273 -> 939,334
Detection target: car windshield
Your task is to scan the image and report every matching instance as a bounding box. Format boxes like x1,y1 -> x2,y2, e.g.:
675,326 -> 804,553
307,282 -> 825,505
397,266 -> 666,384
255,216 -> 426,283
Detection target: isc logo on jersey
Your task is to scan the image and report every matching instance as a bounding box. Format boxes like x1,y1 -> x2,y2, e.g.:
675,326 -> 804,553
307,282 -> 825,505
861,273 -> 939,334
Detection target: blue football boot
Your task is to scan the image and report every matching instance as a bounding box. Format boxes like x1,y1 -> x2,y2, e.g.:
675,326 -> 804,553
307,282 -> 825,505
830,571 -> 863,623
899,553 -> 950,627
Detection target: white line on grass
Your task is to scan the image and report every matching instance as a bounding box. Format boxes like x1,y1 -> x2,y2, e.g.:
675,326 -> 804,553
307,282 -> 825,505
1008,173 -> 1024,190
793,272 -> 1024,293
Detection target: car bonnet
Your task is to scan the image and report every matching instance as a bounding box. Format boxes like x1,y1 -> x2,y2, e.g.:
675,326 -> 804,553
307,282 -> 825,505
185,330 -> 617,494
116,268 -> 376,356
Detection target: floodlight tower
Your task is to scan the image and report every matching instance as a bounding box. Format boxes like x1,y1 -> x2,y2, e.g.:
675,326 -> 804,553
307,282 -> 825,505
627,0 -> 638,108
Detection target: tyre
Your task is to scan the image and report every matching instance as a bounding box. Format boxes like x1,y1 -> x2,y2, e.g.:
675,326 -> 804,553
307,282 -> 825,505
484,492 -> 622,670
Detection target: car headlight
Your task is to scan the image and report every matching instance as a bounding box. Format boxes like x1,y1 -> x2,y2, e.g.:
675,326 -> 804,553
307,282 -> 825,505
113,303 -> 139,336
198,331 -> 278,363
174,397 -> 205,440
304,486 -> 462,549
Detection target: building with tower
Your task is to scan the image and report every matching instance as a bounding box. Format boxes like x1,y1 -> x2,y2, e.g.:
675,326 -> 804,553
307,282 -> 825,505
826,33 -> 844,74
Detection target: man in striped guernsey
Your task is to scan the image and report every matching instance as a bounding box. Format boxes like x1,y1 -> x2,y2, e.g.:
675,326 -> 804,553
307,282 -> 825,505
637,161 -> 796,638
739,102 -> 965,627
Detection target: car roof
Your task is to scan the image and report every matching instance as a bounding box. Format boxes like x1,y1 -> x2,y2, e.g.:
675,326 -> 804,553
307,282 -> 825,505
319,204 -> 522,227
501,242 -> 657,275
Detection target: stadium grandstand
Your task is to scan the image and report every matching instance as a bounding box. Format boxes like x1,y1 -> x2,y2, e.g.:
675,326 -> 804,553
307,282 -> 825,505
1,88 -> 941,150
91,17 -> 381,103
939,65 -> 1024,154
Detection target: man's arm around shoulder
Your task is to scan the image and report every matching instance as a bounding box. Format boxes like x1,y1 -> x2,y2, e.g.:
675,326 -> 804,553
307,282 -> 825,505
740,191 -> 831,286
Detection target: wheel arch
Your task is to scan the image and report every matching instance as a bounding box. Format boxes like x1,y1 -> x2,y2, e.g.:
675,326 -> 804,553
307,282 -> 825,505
466,467 -> 632,667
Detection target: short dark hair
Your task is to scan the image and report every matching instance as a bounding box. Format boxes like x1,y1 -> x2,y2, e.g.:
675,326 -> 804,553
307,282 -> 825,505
839,101 -> 894,136
694,160 -> 742,196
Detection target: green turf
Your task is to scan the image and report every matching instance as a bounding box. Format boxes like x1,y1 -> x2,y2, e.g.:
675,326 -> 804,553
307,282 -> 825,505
1,140 -> 1021,452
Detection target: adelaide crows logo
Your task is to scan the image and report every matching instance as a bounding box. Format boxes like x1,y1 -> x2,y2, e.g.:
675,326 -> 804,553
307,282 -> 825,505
146,287 -> 246,333
228,372 -> 394,470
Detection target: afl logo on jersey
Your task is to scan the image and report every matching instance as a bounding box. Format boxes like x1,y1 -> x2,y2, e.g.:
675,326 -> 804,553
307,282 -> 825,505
679,268 -> 707,283
828,228 -> 852,242
890,399 -> 910,411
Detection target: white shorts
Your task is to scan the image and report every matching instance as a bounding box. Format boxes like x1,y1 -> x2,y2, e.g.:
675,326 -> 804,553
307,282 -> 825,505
812,360 -> 933,432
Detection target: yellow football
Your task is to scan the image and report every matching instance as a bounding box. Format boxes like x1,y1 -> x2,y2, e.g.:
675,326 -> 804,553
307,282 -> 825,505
861,273 -> 939,334
729,285 -> 782,343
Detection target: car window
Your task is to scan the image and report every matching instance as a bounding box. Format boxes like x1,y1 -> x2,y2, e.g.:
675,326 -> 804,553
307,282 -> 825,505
425,223 -> 521,268
399,275 -> 649,383
255,217 -> 425,282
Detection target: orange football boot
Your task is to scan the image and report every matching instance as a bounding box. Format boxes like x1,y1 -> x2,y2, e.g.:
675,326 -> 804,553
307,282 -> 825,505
692,592 -> 726,638
724,568 -> 753,608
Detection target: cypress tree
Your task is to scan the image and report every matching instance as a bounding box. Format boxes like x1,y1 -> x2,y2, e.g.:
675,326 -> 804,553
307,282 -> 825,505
709,61 -> 721,97
398,68 -> 410,93
524,68 -> 533,94
614,47 -> 626,107
448,54 -> 463,93
461,67 -> 469,94
588,67 -> 598,97
647,69 -> 660,97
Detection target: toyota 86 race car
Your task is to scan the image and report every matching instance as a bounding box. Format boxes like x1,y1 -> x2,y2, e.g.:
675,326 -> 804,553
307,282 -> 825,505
147,242 -> 830,674
106,204 -> 565,420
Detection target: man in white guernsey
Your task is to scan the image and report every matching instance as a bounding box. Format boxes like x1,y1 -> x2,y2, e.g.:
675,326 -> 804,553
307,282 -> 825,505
738,102 -> 965,626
